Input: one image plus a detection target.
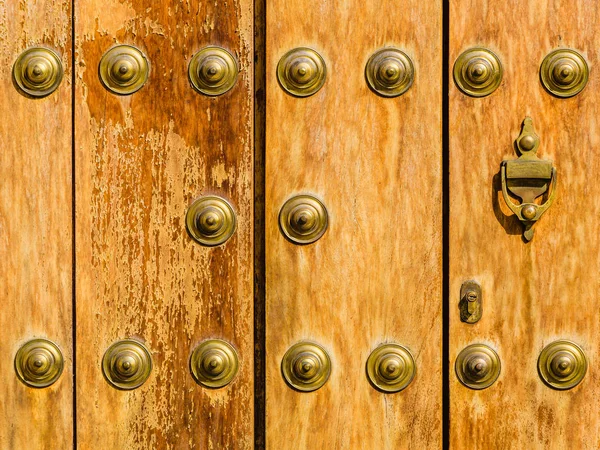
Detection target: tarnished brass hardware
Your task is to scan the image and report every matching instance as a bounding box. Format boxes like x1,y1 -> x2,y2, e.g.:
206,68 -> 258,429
188,46 -> 238,96
459,280 -> 482,324
453,47 -> 502,97
501,117 -> 557,241
366,344 -> 416,393
455,344 -> 501,390
186,195 -> 236,247
279,194 -> 328,245
365,48 -> 414,97
99,45 -> 149,95
277,47 -> 326,97
102,339 -> 152,390
13,47 -> 63,97
190,339 -> 239,388
538,340 -> 587,390
540,49 -> 588,98
282,342 -> 331,392
15,339 -> 64,388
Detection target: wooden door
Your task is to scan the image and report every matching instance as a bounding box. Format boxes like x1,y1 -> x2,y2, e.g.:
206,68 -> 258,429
449,0 -> 600,448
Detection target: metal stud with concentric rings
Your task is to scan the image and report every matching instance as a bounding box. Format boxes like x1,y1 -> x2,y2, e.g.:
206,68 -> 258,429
186,195 -> 237,247
366,343 -> 416,393
538,339 -> 587,390
540,49 -> 589,98
14,339 -> 64,388
455,343 -> 501,390
99,45 -> 149,95
190,339 -> 239,389
102,339 -> 152,390
453,47 -> 503,97
279,194 -> 328,245
282,342 -> 331,392
365,48 -> 415,97
188,46 -> 238,96
277,47 -> 327,97
13,47 -> 64,97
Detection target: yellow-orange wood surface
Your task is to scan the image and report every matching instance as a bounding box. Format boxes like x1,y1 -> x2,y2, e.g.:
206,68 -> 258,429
74,1 -> 254,448
265,1 -> 443,448
450,1 -> 600,448
0,1 -> 73,449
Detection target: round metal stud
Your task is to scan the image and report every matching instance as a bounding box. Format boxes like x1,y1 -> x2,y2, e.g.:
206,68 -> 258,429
99,45 -> 149,95
186,195 -> 237,247
365,48 -> 415,97
14,339 -> 64,388
540,49 -> 589,98
282,342 -> 331,392
13,47 -> 64,97
188,46 -> 238,96
538,340 -> 587,390
366,343 -> 416,393
455,344 -> 501,390
279,194 -> 328,245
453,47 -> 503,97
277,47 -> 326,97
190,339 -> 239,388
102,339 -> 152,390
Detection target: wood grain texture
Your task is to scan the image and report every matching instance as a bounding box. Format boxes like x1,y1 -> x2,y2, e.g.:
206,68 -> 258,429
450,1 -> 600,448
265,1 -> 442,448
0,1 -> 73,449
74,1 -> 254,448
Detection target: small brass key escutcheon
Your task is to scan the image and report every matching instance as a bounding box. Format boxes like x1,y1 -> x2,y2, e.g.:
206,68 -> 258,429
102,339 -> 152,390
190,339 -> 239,388
453,47 -> 502,97
366,344 -> 416,393
188,46 -> 238,96
538,340 -> 587,390
282,342 -> 331,392
279,194 -> 328,245
99,45 -> 149,95
277,47 -> 326,97
459,280 -> 482,324
500,117 -> 557,241
540,49 -> 588,98
15,339 -> 64,388
13,47 -> 64,97
365,48 -> 414,97
186,195 -> 237,247
455,344 -> 501,390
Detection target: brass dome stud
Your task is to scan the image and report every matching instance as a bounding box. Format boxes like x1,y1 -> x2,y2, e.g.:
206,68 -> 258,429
14,339 -> 64,388
186,195 -> 237,247
281,342 -> 331,392
13,47 -> 64,97
277,47 -> 326,97
366,343 -> 416,393
188,46 -> 239,96
99,45 -> 149,95
365,48 -> 415,97
453,47 -> 503,97
540,49 -> 588,98
455,344 -> 501,390
538,340 -> 587,390
279,194 -> 328,245
190,339 -> 239,388
102,339 -> 152,390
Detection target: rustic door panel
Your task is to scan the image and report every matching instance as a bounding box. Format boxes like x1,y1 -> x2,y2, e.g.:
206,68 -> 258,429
450,1 -> 600,448
265,1 -> 443,448
74,1 -> 254,448
0,1 -> 73,449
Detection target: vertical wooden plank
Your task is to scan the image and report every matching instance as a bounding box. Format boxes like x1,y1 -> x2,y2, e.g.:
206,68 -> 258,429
74,1 -> 254,448
450,1 -> 600,448
0,1 -> 73,449
265,1 -> 442,448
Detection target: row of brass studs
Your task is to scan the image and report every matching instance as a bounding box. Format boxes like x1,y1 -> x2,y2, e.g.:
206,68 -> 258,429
12,45 -> 239,98
282,342 -> 416,393
456,340 -> 588,391
14,338 -> 239,390
277,47 -> 414,98
454,47 -> 589,98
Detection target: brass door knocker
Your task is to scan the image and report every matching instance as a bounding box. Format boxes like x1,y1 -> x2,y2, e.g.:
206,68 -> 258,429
500,117 -> 557,241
